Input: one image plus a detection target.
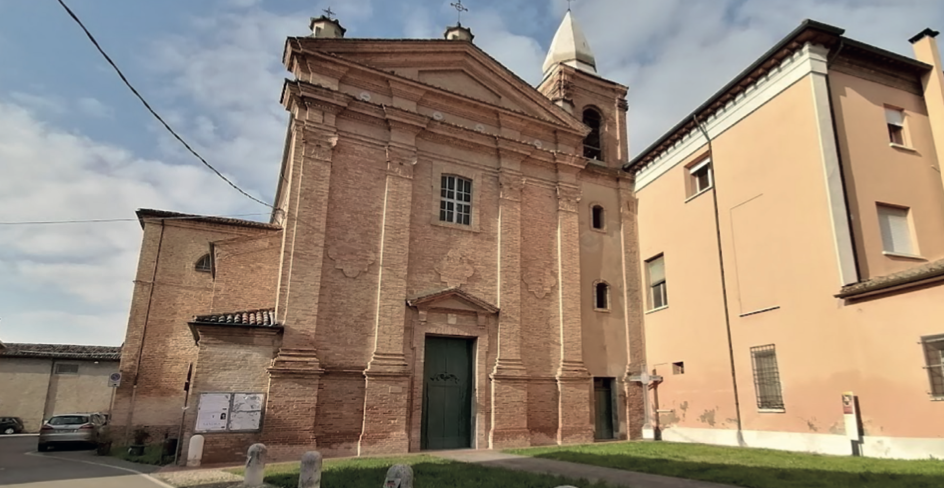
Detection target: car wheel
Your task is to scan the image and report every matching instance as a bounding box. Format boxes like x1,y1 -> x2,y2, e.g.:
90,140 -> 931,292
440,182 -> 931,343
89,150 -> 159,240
37,443 -> 49,452
2,428 -> 14,435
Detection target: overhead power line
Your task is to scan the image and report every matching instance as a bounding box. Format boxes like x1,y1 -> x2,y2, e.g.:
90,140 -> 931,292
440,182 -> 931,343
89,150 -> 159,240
0,213 -> 270,226
55,0 -> 273,209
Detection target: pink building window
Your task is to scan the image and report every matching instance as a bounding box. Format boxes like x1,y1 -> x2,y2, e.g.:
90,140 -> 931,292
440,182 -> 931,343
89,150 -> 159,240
750,344 -> 784,411
922,335 -> 944,399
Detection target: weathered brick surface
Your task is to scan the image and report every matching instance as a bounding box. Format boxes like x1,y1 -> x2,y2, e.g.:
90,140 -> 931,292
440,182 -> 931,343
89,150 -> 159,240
117,34 -> 644,463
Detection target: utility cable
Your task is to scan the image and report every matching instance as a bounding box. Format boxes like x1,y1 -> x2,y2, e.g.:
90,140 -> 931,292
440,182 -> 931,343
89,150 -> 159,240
54,0 -> 273,209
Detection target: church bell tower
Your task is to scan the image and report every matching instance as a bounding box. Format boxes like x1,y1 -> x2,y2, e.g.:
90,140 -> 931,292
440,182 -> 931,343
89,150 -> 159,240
537,9 -> 629,170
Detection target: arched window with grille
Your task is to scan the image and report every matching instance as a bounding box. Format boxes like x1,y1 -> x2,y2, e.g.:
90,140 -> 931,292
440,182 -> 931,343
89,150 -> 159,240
195,254 -> 212,273
583,108 -> 603,161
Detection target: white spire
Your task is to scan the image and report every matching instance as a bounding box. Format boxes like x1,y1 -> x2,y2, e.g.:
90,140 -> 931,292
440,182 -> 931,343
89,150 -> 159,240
542,10 -> 597,77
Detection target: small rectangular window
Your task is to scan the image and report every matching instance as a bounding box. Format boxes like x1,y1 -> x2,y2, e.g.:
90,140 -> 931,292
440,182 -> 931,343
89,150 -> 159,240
55,363 -> 79,375
672,362 -> 685,375
922,335 -> 944,398
877,204 -> 914,255
688,159 -> 713,196
647,255 -> 667,310
885,107 -> 905,145
439,175 -> 472,226
750,345 -> 784,410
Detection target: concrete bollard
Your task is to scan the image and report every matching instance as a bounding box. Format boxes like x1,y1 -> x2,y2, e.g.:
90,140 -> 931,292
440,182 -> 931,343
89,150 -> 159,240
243,443 -> 267,487
298,451 -> 323,488
382,464 -> 413,488
186,435 -> 204,467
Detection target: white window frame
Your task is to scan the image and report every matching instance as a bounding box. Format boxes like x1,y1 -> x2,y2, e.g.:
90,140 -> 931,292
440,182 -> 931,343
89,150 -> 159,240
877,204 -> 917,258
885,107 -> 906,146
647,255 -> 668,311
439,175 -> 473,226
688,158 -> 713,198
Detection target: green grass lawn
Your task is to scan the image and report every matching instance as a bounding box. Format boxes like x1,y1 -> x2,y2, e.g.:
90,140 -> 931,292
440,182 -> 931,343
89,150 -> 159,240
510,442 -> 944,488
230,455 -> 611,488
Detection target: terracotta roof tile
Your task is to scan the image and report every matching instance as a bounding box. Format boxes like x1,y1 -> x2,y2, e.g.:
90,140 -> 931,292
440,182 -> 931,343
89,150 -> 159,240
837,258 -> 944,299
0,343 -> 121,361
135,209 -> 281,231
191,309 -> 278,327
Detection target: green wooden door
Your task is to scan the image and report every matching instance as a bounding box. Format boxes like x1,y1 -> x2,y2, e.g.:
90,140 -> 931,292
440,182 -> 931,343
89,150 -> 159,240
594,378 -> 614,440
422,337 -> 473,450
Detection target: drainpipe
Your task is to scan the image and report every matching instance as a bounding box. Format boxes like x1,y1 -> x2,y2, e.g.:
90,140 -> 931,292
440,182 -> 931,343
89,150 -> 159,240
692,114 -> 744,445
127,220 -> 166,442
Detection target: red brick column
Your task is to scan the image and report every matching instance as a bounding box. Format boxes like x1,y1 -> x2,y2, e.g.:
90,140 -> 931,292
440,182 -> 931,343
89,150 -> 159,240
261,351 -> 324,461
359,141 -> 417,455
619,182 -> 647,439
555,177 -> 593,445
489,164 -> 531,448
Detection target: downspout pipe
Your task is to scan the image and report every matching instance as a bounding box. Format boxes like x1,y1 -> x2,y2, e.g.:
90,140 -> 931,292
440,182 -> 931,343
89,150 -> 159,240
692,114 -> 744,445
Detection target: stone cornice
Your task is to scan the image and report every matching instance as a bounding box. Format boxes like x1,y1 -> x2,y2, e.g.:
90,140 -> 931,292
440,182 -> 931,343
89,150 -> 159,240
284,46 -> 588,137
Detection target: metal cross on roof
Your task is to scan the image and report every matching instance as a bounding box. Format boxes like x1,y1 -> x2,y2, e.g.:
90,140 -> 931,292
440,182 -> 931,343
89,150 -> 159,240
323,7 -> 335,20
450,0 -> 469,25
566,0 -> 574,11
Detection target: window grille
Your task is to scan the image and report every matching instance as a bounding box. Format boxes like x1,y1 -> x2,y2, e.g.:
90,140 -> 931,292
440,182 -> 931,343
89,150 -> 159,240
55,363 -> 79,375
195,254 -> 212,272
440,175 -> 472,225
750,344 -> 784,410
922,335 -> 944,398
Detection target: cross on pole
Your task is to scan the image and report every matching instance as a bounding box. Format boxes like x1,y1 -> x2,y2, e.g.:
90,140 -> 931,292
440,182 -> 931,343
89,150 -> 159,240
323,7 -> 335,20
566,0 -> 574,11
450,0 -> 468,25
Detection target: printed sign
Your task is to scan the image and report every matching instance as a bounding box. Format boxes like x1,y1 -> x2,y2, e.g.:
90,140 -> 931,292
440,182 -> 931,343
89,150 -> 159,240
196,393 -> 231,432
841,392 -> 854,415
107,372 -> 122,388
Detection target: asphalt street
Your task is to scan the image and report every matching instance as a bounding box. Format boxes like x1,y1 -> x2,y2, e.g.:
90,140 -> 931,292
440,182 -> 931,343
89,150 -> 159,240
0,436 -> 166,487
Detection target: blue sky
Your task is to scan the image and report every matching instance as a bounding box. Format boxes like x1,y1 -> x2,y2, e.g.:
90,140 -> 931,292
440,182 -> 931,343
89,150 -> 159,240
0,0 -> 941,345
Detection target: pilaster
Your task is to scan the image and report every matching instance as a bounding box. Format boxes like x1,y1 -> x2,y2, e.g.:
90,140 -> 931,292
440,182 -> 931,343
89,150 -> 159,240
359,115 -> 424,456
554,162 -> 593,445
489,145 -> 531,448
618,178 -> 646,440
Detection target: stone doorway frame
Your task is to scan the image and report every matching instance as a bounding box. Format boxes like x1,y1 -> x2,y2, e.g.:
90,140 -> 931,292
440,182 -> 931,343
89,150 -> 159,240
406,288 -> 498,452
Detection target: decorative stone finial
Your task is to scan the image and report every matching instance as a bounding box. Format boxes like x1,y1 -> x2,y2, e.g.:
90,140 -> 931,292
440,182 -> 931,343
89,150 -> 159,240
444,24 -> 475,42
310,12 -> 346,38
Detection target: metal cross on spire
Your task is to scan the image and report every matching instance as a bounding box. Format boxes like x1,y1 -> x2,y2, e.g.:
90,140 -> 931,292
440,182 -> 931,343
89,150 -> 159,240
323,7 -> 335,20
566,0 -> 575,11
450,0 -> 469,25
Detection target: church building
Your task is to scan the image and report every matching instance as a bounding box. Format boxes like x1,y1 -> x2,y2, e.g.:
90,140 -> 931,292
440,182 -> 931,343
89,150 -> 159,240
111,11 -> 645,463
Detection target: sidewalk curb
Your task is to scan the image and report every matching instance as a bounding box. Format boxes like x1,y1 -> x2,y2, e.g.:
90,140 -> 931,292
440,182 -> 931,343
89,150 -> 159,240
25,451 -> 175,487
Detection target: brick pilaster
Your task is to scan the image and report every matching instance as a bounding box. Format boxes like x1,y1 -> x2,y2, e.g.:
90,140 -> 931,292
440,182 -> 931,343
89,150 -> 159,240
619,180 -> 647,439
489,156 -> 531,448
359,134 -> 420,455
555,164 -> 593,445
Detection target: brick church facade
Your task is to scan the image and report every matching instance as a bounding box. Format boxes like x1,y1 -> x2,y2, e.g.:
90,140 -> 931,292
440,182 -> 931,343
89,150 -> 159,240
111,12 -> 647,463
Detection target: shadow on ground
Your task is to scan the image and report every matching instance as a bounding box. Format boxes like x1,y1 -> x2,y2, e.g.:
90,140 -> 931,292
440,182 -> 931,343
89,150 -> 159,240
524,451 -> 944,488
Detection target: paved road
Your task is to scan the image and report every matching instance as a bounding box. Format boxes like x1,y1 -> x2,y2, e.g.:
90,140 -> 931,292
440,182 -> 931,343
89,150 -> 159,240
0,436 -> 166,487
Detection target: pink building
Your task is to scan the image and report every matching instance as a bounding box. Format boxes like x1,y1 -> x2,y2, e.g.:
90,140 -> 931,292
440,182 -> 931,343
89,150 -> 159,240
624,21 -> 944,459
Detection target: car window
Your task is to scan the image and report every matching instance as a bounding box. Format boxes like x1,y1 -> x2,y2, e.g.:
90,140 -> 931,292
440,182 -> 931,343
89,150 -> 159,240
49,415 -> 90,425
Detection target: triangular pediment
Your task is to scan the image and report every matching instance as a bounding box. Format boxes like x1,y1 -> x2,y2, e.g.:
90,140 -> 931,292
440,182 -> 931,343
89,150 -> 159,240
407,287 -> 499,314
289,38 -> 585,133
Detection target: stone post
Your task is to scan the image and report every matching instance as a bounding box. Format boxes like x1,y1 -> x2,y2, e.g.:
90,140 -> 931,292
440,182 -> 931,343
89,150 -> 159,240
489,149 -> 531,448
383,464 -> 413,488
186,434 -> 204,467
360,113 -> 426,455
554,160 -> 593,445
299,451 -> 323,488
243,443 -> 267,487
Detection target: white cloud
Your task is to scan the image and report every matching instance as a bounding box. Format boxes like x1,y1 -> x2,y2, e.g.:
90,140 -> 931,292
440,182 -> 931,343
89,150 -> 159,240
75,97 -> 114,119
